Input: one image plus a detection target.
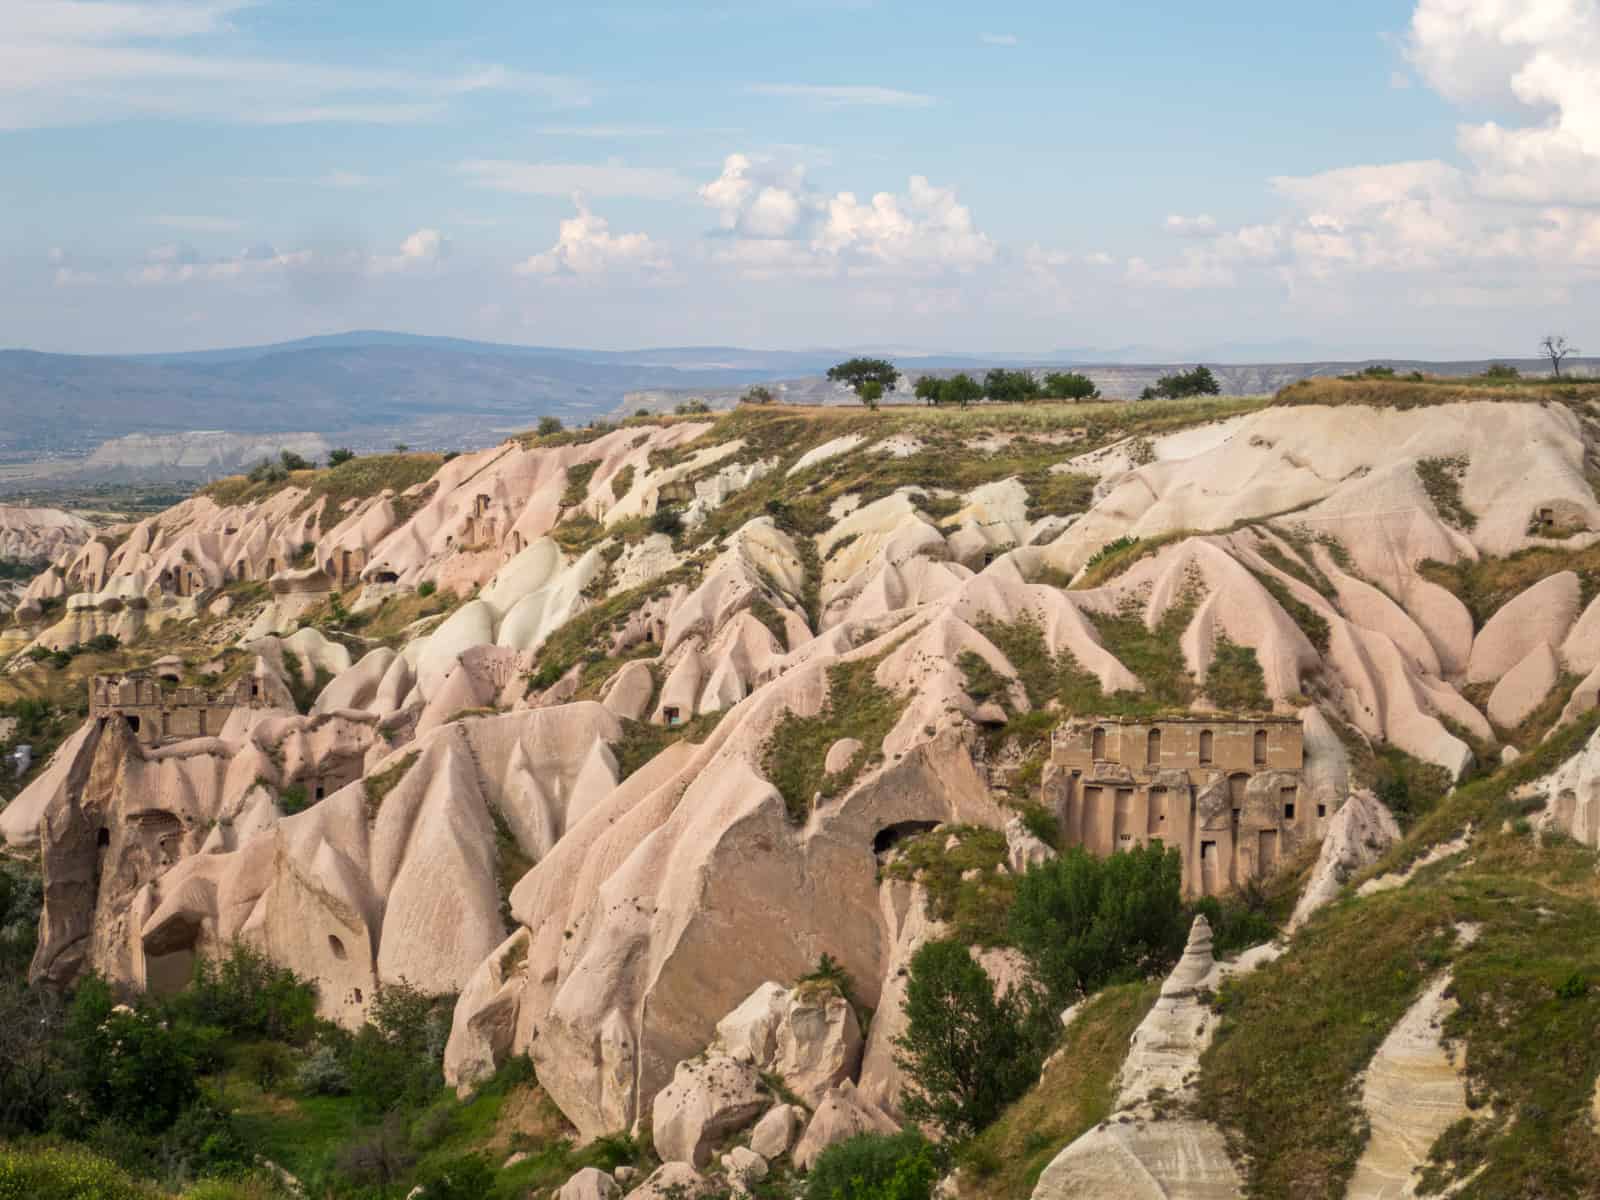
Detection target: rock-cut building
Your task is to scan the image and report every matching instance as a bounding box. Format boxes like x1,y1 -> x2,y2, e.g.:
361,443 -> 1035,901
89,670 -> 261,746
1043,715 -> 1313,897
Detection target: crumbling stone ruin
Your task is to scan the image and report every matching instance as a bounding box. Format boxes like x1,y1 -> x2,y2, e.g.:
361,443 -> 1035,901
1045,716 -> 1312,896
89,670 -> 260,745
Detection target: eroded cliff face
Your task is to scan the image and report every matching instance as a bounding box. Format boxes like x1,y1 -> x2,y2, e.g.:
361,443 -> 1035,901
4,394 -> 1599,1158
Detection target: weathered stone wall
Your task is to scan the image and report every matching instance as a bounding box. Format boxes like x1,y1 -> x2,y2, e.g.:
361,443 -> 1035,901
1045,716 -> 1314,896
88,672 -> 255,747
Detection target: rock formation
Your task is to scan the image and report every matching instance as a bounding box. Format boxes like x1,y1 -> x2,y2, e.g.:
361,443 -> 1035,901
4,392 -> 1594,1176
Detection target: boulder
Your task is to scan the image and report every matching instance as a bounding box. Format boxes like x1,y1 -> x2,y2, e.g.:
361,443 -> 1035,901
711,982 -> 790,1066
748,1103 -> 803,1160
792,1082 -> 898,1171
772,985 -> 863,1107
650,1056 -> 768,1169
721,1147 -> 768,1193
623,1163 -> 710,1200
559,1167 -> 621,1200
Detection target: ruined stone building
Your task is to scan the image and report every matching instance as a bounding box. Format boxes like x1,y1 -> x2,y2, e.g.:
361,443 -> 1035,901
89,671 -> 259,746
1044,716 -> 1311,897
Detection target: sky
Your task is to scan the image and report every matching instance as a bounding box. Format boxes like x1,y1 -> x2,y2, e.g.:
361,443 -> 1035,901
4,0 -> 1600,358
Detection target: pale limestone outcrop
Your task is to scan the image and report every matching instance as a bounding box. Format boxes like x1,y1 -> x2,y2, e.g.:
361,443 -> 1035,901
650,1055 -> 767,1168
1561,593 -> 1600,675
1466,572 -> 1581,685
772,985 -> 863,1107
721,1146 -> 768,1193
1486,641 -> 1560,729
131,704 -> 618,1026
1032,918 -> 1280,1200
824,738 -> 864,776
1530,722 -> 1600,847
748,1104 -> 803,1160
623,1163 -> 709,1200
1049,402 -> 1598,580
711,982 -> 792,1067
1346,969 -> 1471,1199
558,1167 -> 620,1200
789,435 -> 866,476
1288,789 -> 1401,931
792,1081 -> 899,1171
1005,815 -> 1056,874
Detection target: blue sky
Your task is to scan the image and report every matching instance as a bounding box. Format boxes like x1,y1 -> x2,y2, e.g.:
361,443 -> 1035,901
4,0 -> 1598,357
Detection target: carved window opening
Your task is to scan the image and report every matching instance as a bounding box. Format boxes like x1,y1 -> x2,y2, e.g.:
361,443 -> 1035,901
97,827 -> 111,848
1146,728 -> 1161,766
1091,726 -> 1107,761
1199,729 -> 1214,765
1254,729 -> 1268,766
663,705 -> 682,726
327,934 -> 347,960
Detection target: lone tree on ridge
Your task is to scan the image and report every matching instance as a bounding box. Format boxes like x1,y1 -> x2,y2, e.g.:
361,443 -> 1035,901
827,357 -> 899,409
1542,334 -> 1575,377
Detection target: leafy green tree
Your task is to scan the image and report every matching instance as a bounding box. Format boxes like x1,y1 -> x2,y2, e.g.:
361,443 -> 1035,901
805,1131 -> 941,1200
894,940 -> 1048,1140
741,386 -> 775,404
913,376 -> 942,405
982,369 -> 1041,403
1041,371 -> 1100,400
1008,843 -> 1186,1007
675,398 -> 711,415
536,416 -> 564,436
940,373 -> 983,407
859,380 -> 885,411
347,982 -> 450,1114
328,447 -> 357,466
1146,365 -> 1221,399
63,976 -> 202,1134
828,357 -> 900,406
279,450 -> 313,472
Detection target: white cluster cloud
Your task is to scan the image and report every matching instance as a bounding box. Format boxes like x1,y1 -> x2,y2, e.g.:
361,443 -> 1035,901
515,198 -> 668,277
1407,0 -> 1600,202
698,153 -> 993,278
1112,1 -> 1600,298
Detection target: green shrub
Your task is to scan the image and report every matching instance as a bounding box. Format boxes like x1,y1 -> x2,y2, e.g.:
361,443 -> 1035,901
0,1144 -> 151,1200
417,580 -> 437,598
347,982 -> 450,1114
412,1152 -> 495,1200
805,1131 -> 942,1200
168,943 -> 318,1044
1203,634 -> 1269,713
1008,844 -> 1187,1007
64,976 -> 202,1134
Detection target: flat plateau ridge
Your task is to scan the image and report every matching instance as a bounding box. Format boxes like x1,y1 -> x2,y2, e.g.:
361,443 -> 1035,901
5,383 -> 1600,1197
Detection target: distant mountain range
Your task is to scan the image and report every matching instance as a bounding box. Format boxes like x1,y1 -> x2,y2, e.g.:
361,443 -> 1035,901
1,330 -> 1591,483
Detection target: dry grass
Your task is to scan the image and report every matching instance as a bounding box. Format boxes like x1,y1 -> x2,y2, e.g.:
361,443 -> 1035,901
1273,374 -> 1600,411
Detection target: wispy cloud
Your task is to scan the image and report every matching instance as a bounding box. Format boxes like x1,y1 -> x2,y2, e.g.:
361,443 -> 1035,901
746,83 -> 935,109
535,124 -> 672,138
0,1 -> 590,129
150,214 -> 245,233
458,159 -> 694,199
979,33 -> 1019,46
